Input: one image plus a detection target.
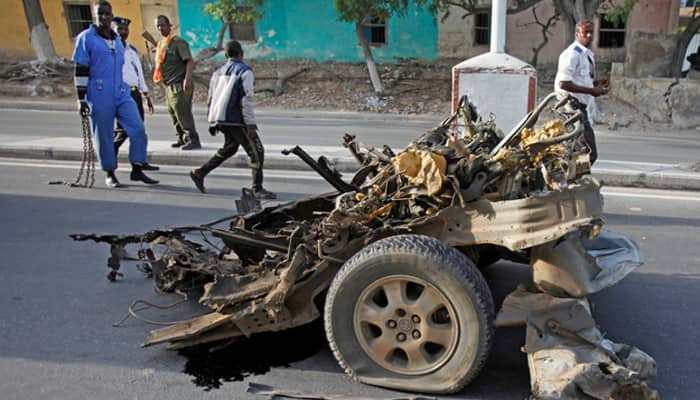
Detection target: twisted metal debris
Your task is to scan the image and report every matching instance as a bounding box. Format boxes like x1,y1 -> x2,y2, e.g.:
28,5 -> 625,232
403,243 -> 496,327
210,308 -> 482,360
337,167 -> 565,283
72,94 -> 657,398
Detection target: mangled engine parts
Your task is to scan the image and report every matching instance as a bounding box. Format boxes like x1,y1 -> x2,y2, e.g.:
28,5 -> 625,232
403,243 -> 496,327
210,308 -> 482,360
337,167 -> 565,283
71,94 -> 657,397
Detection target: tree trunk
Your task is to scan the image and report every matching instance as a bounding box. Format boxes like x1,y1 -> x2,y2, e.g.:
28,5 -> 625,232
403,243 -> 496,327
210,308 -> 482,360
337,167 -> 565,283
355,22 -> 383,94
671,16 -> 700,78
22,0 -> 59,62
217,21 -> 229,49
553,0 -> 600,44
529,7 -> 559,67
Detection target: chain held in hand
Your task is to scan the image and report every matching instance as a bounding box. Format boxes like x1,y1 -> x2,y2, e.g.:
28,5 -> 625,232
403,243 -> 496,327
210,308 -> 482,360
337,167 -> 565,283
48,114 -> 96,188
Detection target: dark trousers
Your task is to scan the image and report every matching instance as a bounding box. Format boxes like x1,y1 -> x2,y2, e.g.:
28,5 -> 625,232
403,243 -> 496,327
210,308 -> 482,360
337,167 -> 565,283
580,108 -> 598,165
166,82 -> 200,145
198,125 -> 265,190
114,89 -> 144,155
583,119 -> 598,165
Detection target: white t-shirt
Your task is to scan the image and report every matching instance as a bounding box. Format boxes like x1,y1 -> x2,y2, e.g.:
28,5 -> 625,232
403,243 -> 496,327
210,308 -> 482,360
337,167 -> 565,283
555,41 -> 598,123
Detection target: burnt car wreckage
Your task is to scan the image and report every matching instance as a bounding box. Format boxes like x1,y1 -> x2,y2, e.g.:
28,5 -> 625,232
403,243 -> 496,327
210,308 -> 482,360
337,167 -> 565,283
72,94 -> 658,399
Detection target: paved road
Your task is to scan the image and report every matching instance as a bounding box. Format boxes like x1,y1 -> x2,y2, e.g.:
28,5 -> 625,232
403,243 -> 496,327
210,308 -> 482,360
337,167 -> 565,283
2,105 -> 700,192
1,106 -> 699,165
0,158 -> 699,399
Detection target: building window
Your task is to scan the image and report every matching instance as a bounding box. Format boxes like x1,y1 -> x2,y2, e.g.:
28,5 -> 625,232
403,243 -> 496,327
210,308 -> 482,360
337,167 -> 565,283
598,14 -> 626,48
227,8 -> 256,42
64,3 -> 92,39
474,12 -> 490,45
362,17 -> 387,45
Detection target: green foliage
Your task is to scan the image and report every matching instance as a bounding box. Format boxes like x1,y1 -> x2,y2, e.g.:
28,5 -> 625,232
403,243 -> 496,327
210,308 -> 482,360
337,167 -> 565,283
334,0 -> 432,23
203,0 -> 264,23
603,0 -> 636,27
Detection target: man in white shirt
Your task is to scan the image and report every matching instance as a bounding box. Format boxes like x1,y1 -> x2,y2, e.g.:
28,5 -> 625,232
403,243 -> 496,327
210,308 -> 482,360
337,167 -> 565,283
555,20 -> 607,164
113,16 -> 158,171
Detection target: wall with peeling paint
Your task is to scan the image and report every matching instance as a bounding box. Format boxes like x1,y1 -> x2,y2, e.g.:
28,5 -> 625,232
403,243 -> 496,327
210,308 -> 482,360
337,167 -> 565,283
177,0 -> 438,61
0,0 -> 175,61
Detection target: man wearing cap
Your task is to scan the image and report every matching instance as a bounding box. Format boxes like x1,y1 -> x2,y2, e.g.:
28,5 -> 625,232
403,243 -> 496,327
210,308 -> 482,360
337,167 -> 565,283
112,16 -> 158,171
554,20 -> 608,165
71,0 -> 158,188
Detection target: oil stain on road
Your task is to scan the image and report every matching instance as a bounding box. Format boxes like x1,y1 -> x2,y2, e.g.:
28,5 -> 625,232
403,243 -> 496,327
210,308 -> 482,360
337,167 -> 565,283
178,320 -> 325,390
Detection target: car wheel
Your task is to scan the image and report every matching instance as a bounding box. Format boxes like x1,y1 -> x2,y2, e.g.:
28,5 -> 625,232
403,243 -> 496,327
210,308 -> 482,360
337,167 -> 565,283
324,234 -> 494,394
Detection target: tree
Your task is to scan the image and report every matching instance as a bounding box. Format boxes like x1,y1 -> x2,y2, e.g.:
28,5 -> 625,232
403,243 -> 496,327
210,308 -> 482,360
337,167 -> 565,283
516,5 -> 560,66
201,0 -> 264,59
335,0 -> 432,94
437,0 -> 602,44
22,0 -> 59,62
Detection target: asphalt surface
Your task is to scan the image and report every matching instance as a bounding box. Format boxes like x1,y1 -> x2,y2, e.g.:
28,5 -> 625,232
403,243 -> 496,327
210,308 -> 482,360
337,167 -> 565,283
0,98 -> 698,399
0,98 -> 699,191
0,159 -> 699,399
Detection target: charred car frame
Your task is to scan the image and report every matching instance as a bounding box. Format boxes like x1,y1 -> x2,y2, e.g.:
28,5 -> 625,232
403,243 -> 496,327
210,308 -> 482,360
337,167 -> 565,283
72,94 -> 657,398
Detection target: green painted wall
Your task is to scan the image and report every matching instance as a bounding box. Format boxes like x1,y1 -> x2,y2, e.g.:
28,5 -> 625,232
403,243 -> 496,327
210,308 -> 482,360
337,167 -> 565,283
178,0 -> 438,61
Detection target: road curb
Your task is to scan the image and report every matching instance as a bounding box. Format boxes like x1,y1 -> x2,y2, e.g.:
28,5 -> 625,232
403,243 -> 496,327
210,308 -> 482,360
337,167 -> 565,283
595,170 -> 700,191
3,145 -> 700,191
0,98 -> 442,123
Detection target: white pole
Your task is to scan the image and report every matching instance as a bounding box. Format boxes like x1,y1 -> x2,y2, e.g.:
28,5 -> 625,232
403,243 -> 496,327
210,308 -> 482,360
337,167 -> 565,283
490,0 -> 506,53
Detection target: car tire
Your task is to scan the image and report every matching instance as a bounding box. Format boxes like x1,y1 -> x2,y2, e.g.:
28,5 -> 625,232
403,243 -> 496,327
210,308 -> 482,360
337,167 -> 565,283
324,234 -> 494,394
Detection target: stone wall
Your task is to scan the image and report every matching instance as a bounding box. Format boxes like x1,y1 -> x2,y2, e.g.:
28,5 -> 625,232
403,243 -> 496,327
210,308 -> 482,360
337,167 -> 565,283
624,31 -> 678,78
669,80 -> 700,128
611,62 -> 700,128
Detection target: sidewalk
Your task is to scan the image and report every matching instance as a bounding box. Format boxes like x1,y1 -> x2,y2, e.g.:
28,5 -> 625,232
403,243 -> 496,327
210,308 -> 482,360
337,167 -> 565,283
1,98 -> 699,191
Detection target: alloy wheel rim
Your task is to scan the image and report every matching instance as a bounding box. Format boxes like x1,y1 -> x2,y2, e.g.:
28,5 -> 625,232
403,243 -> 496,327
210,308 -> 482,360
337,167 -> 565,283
353,274 -> 459,375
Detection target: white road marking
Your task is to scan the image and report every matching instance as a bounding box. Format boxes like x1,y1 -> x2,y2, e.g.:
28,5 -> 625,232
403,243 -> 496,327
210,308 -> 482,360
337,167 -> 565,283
2,158 -> 699,201
596,160 -> 679,168
0,158 -> 325,180
601,189 -> 700,202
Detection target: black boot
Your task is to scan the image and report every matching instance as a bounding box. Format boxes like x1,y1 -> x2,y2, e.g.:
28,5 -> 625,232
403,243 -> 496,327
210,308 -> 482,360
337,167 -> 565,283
130,163 -> 159,184
105,170 -> 122,188
189,156 -> 224,193
253,187 -> 276,199
252,168 -> 276,199
141,163 -> 160,171
190,169 -> 206,193
181,140 -> 202,150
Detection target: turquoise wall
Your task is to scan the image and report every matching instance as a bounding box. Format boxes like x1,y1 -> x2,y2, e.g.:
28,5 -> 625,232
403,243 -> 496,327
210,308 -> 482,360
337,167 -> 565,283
178,0 -> 438,61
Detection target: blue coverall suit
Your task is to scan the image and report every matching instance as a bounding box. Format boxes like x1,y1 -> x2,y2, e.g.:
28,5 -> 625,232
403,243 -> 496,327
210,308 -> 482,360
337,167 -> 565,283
72,25 -> 147,171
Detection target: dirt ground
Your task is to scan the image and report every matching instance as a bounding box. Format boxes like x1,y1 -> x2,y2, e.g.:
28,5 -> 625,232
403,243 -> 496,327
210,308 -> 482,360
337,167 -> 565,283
0,57 -> 671,132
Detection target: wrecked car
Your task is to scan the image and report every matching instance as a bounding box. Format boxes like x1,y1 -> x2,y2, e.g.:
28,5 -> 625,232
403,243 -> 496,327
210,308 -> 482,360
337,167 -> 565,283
72,93 -> 657,398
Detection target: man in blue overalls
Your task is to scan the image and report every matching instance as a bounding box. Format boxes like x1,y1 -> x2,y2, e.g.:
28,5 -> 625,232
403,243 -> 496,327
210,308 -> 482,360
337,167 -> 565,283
72,0 -> 158,188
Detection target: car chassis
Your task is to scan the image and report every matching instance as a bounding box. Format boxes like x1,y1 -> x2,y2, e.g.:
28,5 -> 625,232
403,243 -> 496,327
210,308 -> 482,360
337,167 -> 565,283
72,94 -> 658,399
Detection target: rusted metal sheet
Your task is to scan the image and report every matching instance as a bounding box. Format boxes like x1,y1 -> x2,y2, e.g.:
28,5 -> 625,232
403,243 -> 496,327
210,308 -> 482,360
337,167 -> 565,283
531,229 -> 643,297
496,287 -> 658,399
144,312 -> 232,347
409,178 -> 603,250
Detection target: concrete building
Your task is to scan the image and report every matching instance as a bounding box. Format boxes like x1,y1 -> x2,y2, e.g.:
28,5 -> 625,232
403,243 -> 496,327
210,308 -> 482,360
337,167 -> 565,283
177,0 -> 438,61
1,0 -> 688,67
1,0 -> 177,60
439,0 -> 682,66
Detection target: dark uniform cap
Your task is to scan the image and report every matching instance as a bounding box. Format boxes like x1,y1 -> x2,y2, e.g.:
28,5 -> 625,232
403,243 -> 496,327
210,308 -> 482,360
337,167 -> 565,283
113,16 -> 131,26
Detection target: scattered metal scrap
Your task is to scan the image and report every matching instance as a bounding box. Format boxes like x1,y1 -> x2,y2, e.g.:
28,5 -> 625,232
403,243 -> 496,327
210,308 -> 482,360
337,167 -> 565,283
72,93 -> 656,397
496,283 -> 657,400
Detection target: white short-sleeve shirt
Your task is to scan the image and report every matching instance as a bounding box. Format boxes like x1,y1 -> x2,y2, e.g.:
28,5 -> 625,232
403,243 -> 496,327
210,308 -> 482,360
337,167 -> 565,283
555,41 -> 598,123
122,43 -> 149,93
